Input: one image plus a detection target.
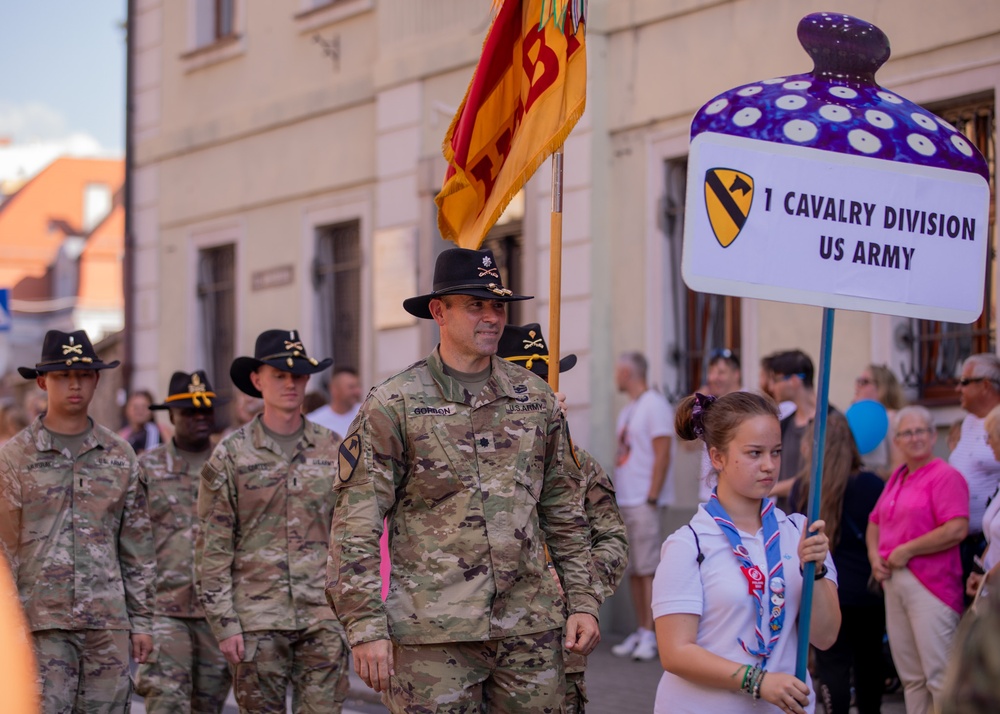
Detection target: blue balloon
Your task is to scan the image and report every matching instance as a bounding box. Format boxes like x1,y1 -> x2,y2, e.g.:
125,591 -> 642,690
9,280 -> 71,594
846,400 -> 890,455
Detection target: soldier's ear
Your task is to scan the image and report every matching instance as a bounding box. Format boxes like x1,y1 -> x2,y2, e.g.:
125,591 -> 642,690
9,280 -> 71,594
35,375 -> 47,392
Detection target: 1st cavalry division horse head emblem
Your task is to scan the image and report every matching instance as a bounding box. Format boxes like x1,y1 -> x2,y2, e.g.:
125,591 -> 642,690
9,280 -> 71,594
704,168 -> 754,248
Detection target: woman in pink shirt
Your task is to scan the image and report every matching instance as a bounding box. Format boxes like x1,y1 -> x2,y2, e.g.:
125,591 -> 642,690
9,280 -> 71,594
867,405 -> 969,714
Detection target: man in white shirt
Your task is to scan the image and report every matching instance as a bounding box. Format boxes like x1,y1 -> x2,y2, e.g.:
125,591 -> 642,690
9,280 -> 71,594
307,366 -> 362,438
611,351 -> 674,662
949,353 -> 1000,584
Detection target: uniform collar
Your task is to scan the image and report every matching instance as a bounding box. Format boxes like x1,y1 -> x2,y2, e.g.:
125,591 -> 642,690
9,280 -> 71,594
427,347 -> 521,406
249,412 -> 317,456
163,438 -> 212,473
30,415 -> 107,455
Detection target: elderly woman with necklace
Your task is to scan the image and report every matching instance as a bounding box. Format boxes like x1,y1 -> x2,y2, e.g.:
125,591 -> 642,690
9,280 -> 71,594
653,392 -> 840,714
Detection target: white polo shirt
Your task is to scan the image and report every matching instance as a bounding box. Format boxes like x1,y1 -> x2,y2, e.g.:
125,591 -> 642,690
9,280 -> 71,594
651,505 -> 837,714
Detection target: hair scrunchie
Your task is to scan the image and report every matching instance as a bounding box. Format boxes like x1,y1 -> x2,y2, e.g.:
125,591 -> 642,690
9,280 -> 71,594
691,392 -> 717,440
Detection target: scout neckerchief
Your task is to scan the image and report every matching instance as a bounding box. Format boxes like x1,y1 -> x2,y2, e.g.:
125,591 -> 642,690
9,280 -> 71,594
704,489 -> 785,665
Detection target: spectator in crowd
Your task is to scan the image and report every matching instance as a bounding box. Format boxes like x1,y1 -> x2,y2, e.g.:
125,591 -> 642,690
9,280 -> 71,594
302,390 -> 327,415
697,349 -> 743,501
22,388 -> 47,422
949,353 -> 1000,585
611,351 -> 674,662
868,405 -> 969,714
759,353 -> 796,420
706,349 -> 741,398
306,366 -> 362,438
942,586 -> 1000,714
118,389 -> 166,455
224,392 -> 264,436
769,350 -> 819,510
792,412 -> 885,714
655,391 -> 840,714
966,404 -> 1000,602
0,403 -> 28,445
854,364 -> 906,479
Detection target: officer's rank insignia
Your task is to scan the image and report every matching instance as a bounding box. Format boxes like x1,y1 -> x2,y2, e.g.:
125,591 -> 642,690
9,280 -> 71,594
704,168 -> 754,248
339,430 -> 362,482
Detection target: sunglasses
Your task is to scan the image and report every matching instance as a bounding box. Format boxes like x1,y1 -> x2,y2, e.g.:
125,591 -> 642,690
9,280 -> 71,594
855,377 -> 873,387
958,377 -> 988,387
776,373 -> 806,382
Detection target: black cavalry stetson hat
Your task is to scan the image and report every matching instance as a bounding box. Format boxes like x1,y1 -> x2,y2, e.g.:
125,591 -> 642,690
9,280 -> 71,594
497,323 -> 576,378
402,248 -> 532,319
230,329 -> 332,398
18,329 -> 120,379
150,370 -> 227,411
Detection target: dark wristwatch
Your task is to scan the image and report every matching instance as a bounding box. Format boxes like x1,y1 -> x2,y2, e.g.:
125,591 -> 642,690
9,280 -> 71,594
800,563 -> 829,580
646,497 -> 658,506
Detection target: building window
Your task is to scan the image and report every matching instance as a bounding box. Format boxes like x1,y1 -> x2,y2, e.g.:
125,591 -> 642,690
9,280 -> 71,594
903,94 -> 996,404
197,244 -> 236,398
662,158 -> 742,399
313,220 -> 361,369
194,0 -> 236,47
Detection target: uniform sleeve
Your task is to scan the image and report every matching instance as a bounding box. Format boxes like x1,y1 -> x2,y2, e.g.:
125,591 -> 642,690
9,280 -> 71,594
651,530 -> 704,619
196,449 -> 242,641
119,459 -> 156,634
0,454 -> 21,575
326,393 -> 402,646
579,450 -> 629,601
539,410 -> 601,619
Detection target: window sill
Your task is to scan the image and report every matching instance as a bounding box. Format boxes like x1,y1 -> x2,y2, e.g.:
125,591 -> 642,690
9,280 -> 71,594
180,34 -> 246,73
294,0 -> 374,33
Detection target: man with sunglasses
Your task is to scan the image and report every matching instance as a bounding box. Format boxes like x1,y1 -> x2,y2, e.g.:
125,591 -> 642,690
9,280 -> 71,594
948,353 -> 1000,592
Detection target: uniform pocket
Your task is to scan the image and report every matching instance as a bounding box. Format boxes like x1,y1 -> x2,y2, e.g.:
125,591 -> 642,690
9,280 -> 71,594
232,636 -> 260,708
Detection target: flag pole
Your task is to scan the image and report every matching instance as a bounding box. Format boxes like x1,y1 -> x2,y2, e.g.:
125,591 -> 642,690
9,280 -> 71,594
548,147 -> 564,392
795,306 -> 835,680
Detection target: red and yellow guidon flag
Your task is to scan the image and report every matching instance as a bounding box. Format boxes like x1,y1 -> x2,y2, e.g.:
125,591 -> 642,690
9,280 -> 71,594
436,0 -> 587,248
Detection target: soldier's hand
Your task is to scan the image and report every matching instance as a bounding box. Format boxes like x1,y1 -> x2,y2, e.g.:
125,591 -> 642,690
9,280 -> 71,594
219,633 -> 245,665
352,639 -> 394,693
131,634 -> 153,664
564,613 -> 600,655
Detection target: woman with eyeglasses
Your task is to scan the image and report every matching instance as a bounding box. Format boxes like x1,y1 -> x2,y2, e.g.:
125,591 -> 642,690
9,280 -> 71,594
853,364 -> 906,480
867,405 -> 970,714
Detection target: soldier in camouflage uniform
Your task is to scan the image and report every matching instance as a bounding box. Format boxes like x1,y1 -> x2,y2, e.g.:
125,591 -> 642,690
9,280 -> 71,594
498,323 -> 630,713
327,249 -> 602,713
0,329 -> 156,713
135,371 -> 232,712
197,330 -> 348,713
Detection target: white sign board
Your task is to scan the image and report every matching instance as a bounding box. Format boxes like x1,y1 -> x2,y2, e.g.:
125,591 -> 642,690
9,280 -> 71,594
683,132 -> 991,323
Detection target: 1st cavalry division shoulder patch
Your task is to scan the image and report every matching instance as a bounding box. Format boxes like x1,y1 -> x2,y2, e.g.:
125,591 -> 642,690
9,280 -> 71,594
339,430 -> 361,482
705,168 -> 754,248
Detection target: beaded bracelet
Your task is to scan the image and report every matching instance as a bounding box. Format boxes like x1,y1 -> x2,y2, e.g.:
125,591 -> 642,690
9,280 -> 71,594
752,669 -> 766,700
741,664 -> 762,696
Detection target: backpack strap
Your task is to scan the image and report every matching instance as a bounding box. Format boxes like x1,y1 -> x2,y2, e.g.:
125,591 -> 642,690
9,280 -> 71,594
686,524 -> 705,568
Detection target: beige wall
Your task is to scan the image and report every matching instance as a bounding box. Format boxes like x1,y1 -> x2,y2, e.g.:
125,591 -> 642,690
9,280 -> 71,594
132,0 -> 998,535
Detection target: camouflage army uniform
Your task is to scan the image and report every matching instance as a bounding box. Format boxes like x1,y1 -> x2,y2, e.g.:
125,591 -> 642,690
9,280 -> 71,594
0,416 -> 156,713
135,440 -> 231,713
563,445 -> 629,714
197,415 -> 348,713
327,349 -> 600,713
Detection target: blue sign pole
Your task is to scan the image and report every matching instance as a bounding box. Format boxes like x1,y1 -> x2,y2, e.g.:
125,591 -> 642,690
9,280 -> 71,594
795,307 -> 835,680
0,288 -> 10,333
